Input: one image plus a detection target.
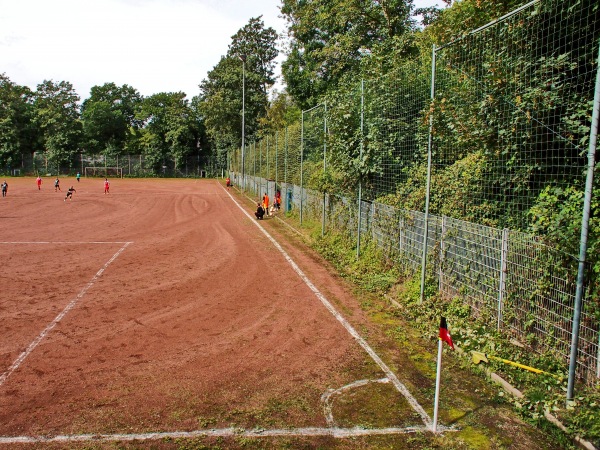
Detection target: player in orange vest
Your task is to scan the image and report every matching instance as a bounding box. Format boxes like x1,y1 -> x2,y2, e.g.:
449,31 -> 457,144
262,193 -> 269,216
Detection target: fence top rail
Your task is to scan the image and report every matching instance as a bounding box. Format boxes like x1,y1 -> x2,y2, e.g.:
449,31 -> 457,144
435,0 -> 540,52
302,103 -> 325,115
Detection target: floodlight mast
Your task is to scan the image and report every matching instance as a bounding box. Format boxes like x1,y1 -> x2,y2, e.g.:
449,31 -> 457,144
239,54 -> 246,191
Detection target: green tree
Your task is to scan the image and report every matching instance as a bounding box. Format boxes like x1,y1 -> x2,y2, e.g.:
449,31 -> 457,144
281,0 -> 416,109
190,95 -> 211,169
0,74 -> 40,173
81,83 -> 143,158
199,16 -> 278,162
34,80 -> 82,174
137,92 -> 198,175
228,16 -> 278,100
260,90 -> 301,134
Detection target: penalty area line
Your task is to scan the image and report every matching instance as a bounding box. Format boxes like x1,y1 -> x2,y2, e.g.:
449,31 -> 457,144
222,186 -> 433,429
0,241 -> 132,388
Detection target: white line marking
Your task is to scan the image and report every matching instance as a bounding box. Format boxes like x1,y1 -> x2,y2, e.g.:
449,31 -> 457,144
222,186 -> 433,428
0,425 -> 449,444
322,378 -> 390,427
0,242 -> 132,387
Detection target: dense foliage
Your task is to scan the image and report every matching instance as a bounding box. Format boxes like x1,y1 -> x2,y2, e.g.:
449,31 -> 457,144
81,83 -> 143,157
0,74 -> 40,170
280,0 -> 419,109
33,80 -> 82,173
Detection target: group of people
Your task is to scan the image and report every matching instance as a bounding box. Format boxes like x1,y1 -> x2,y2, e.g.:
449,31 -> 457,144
255,190 -> 281,220
18,175 -> 110,201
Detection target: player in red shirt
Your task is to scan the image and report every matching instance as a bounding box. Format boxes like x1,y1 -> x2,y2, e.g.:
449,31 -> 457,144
275,190 -> 281,210
104,178 -> 110,194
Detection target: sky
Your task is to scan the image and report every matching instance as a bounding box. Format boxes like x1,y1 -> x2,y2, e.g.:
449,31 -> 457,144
0,0 -> 444,101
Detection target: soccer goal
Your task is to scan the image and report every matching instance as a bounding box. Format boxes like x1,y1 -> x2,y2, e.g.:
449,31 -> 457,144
84,167 -> 123,178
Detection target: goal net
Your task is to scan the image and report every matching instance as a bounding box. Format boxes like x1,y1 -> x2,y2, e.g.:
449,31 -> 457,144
84,167 -> 123,178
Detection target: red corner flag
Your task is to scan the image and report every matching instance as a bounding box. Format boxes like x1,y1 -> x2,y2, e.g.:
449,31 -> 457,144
439,317 -> 454,350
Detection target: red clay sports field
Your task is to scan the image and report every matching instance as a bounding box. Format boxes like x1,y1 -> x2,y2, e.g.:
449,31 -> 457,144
0,177 -> 461,448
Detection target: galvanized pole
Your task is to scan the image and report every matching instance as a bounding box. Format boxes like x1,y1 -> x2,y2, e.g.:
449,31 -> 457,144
300,111 -> 304,225
259,140 -> 263,197
322,103 -> 327,238
239,55 -> 246,192
567,41 -> 600,402
497,228 -> 509,331
253,141 -> 257,196
285,127 -> 288,190
439,216 -> 445,293
420,45 -> 437,303
357,80 -> 365,259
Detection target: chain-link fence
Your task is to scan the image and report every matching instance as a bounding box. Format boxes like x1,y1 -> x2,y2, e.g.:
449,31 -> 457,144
5,152 -> 217,178
230,0 -> 600,387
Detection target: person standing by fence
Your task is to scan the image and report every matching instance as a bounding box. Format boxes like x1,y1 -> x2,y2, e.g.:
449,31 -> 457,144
1,180 -> 7,197
275,190 -> 281,210
262,192 -> 269,217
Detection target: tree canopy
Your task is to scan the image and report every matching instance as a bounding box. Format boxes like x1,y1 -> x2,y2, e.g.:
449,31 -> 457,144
199,16 -> 279,162
34,80 -> 82,172
81,83 -> 143,156
0,74 -> 39,169
280,0 -> 417,109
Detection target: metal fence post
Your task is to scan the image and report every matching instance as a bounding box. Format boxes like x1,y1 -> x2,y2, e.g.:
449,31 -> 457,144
252,141 -> 257,195
322,102 -> 327,238
284,127 -> 288,187
300,111 -> 304,225
259,140 -> 263,196
357,80 -> 365,259
439,216 -> 446,293
567,40 -> 600,401
399,214 -> 405,255
497,228 -> 509,331
420,45 -> 437,303
597,333 -> 600,379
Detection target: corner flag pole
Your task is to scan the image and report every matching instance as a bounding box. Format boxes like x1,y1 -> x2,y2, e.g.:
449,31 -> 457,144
432,337 -> 444,433
433,317 -> 454,433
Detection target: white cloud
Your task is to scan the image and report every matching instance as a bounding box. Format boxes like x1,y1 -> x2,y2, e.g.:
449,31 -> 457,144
0,0 -> 444,100
0,0 -> 285,99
